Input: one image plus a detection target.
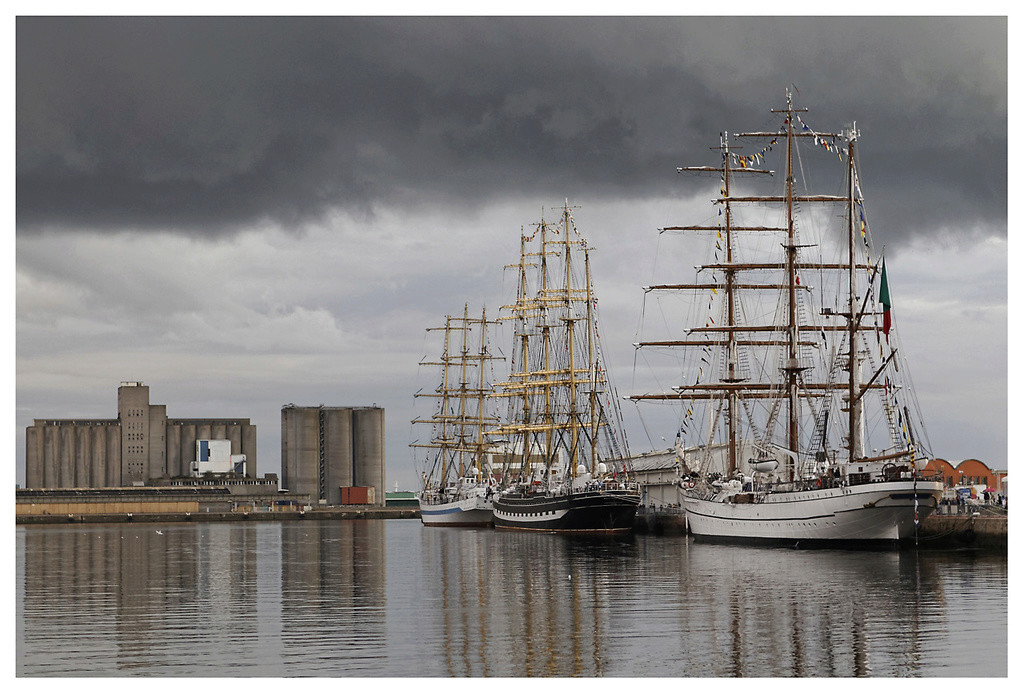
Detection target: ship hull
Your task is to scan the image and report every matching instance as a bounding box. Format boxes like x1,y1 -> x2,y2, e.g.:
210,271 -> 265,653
493,490 -> 640,533
682,480 -> 943,546
419,494 -> 494,527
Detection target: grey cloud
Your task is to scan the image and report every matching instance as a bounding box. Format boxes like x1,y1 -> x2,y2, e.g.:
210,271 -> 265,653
17,16 -> 1006,241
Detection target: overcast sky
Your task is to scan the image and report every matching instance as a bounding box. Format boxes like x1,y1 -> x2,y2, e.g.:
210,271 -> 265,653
14,16 -> 1007,489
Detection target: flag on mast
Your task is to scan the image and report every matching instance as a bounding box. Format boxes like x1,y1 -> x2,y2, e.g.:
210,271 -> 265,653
880,259 -> 892,340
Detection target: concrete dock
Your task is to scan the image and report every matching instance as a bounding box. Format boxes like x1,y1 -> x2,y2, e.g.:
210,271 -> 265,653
916,509 -> 1007,549
15,489 -> 1006,550
17,506 -> 420,525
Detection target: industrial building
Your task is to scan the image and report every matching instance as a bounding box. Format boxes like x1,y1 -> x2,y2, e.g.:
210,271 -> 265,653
25,382 -> 257,488
625,449 -> 682,507
923,458 -> 1007,493
281,405 -> 385,506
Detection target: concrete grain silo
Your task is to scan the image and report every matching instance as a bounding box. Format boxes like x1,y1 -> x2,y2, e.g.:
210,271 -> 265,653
280,405 -> 385,506
353,407 -> 385,504
166,424 -> 182,477
23,382 -> 257,489
281,406 -> 320,500
91,425 -> 107,488
105,426 -> 120,487
323,407 -> 354,505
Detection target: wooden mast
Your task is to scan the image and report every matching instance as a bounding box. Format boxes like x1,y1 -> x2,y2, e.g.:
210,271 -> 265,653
516,232 -> 532,482
585,241 -> 599,475
412,308 -> 502,490
646,134 -> 772,474
457,303 -> 470,479
489,206 -> 627,488
437,315 -> 453,490
540,215 -> 553,485
633,91 -> 862,482
781,90 -> 803,478
563,203 -> 580,481
846,135 -> 863,463
474,306 -> 490,483
722,133 -> 739,476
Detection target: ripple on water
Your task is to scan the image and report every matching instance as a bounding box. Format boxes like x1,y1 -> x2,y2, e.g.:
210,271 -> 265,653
16,521 -> 1007,676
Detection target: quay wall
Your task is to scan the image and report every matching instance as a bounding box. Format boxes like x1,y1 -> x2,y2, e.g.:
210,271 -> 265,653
634,508 -> 688,535
17,507 -> 420,525
15,487 -> 417,524
16,487 -> 294,519
18,500 -> 203,515
918,513 -> 1007,549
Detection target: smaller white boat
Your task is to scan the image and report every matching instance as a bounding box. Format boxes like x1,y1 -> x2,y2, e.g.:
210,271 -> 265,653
412,304 -> 501,528
419,476 -> 495,527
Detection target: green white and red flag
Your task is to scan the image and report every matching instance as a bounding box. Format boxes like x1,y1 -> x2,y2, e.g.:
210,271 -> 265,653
879,260 -> 892,340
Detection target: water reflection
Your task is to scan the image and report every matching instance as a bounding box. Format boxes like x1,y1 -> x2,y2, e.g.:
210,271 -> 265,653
418,530 -> 633,676
18,521 -> 387,676
416,528 -> 1004,677
655,542 -> 912,676
17,520 -> 1005,677
278,520 -> 386,674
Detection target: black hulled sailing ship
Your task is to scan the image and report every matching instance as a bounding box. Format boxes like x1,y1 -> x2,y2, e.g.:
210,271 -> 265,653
491,203 -> 640,533
632,91 -> 942,545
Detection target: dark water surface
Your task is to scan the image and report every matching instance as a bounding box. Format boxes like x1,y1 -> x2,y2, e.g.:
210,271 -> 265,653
16,519 -> 1006,677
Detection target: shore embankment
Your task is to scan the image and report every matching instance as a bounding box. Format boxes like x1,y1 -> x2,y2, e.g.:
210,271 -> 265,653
16,506 -> 419,525
15,493 -> 1006,550
916,509 -> 1007,549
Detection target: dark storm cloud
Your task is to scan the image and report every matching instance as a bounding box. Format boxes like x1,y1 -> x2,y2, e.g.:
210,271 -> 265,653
16,16 -> 1005,238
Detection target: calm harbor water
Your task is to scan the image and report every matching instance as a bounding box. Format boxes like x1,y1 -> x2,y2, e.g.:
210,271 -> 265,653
16,519 -> 1006,677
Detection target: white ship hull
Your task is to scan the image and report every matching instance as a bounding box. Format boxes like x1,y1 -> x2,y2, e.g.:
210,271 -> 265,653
419,493 -> 494,527
682,480 -> 943,545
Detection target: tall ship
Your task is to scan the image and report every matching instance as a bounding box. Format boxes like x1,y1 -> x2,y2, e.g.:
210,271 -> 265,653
413,304 -> 501,527
491,203 -> 640,533
632,91 -> 943,545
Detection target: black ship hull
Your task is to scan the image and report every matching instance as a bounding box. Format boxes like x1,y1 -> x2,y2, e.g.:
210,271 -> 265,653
493,489 -> 640,533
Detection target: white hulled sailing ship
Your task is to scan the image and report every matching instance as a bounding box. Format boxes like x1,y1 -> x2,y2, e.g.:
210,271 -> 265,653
632,91 -> 942,545
413,305 -> 501,527
491,203 -> 640,533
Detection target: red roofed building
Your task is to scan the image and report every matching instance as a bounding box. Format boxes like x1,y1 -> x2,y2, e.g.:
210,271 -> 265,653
922,458 -> 1006,491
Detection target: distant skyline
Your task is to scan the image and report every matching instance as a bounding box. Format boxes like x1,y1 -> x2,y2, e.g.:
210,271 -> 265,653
15,16 -> 1007,489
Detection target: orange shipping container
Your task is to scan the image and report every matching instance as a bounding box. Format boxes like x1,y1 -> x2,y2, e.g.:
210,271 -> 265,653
339,486 -> 374,505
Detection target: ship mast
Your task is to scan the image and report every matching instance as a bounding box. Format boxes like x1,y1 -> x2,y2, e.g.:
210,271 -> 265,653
474,306 -> 492,482
585,245 -> 599,474
563,204 -> 581,481
514,232 -> 532,480
492,204 -> 625,485
633,90 -> 867,480
719,134 -> 740,475
846,134 -> 864,463
541,216 -> 553,484
418,314 -> 454,490
781,92 -> 804,471
735,89 -> 849,478
634,134 -> 774,475
442,315 -> 454,486
457,303 -> 471,479
412,308 -> 501,489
